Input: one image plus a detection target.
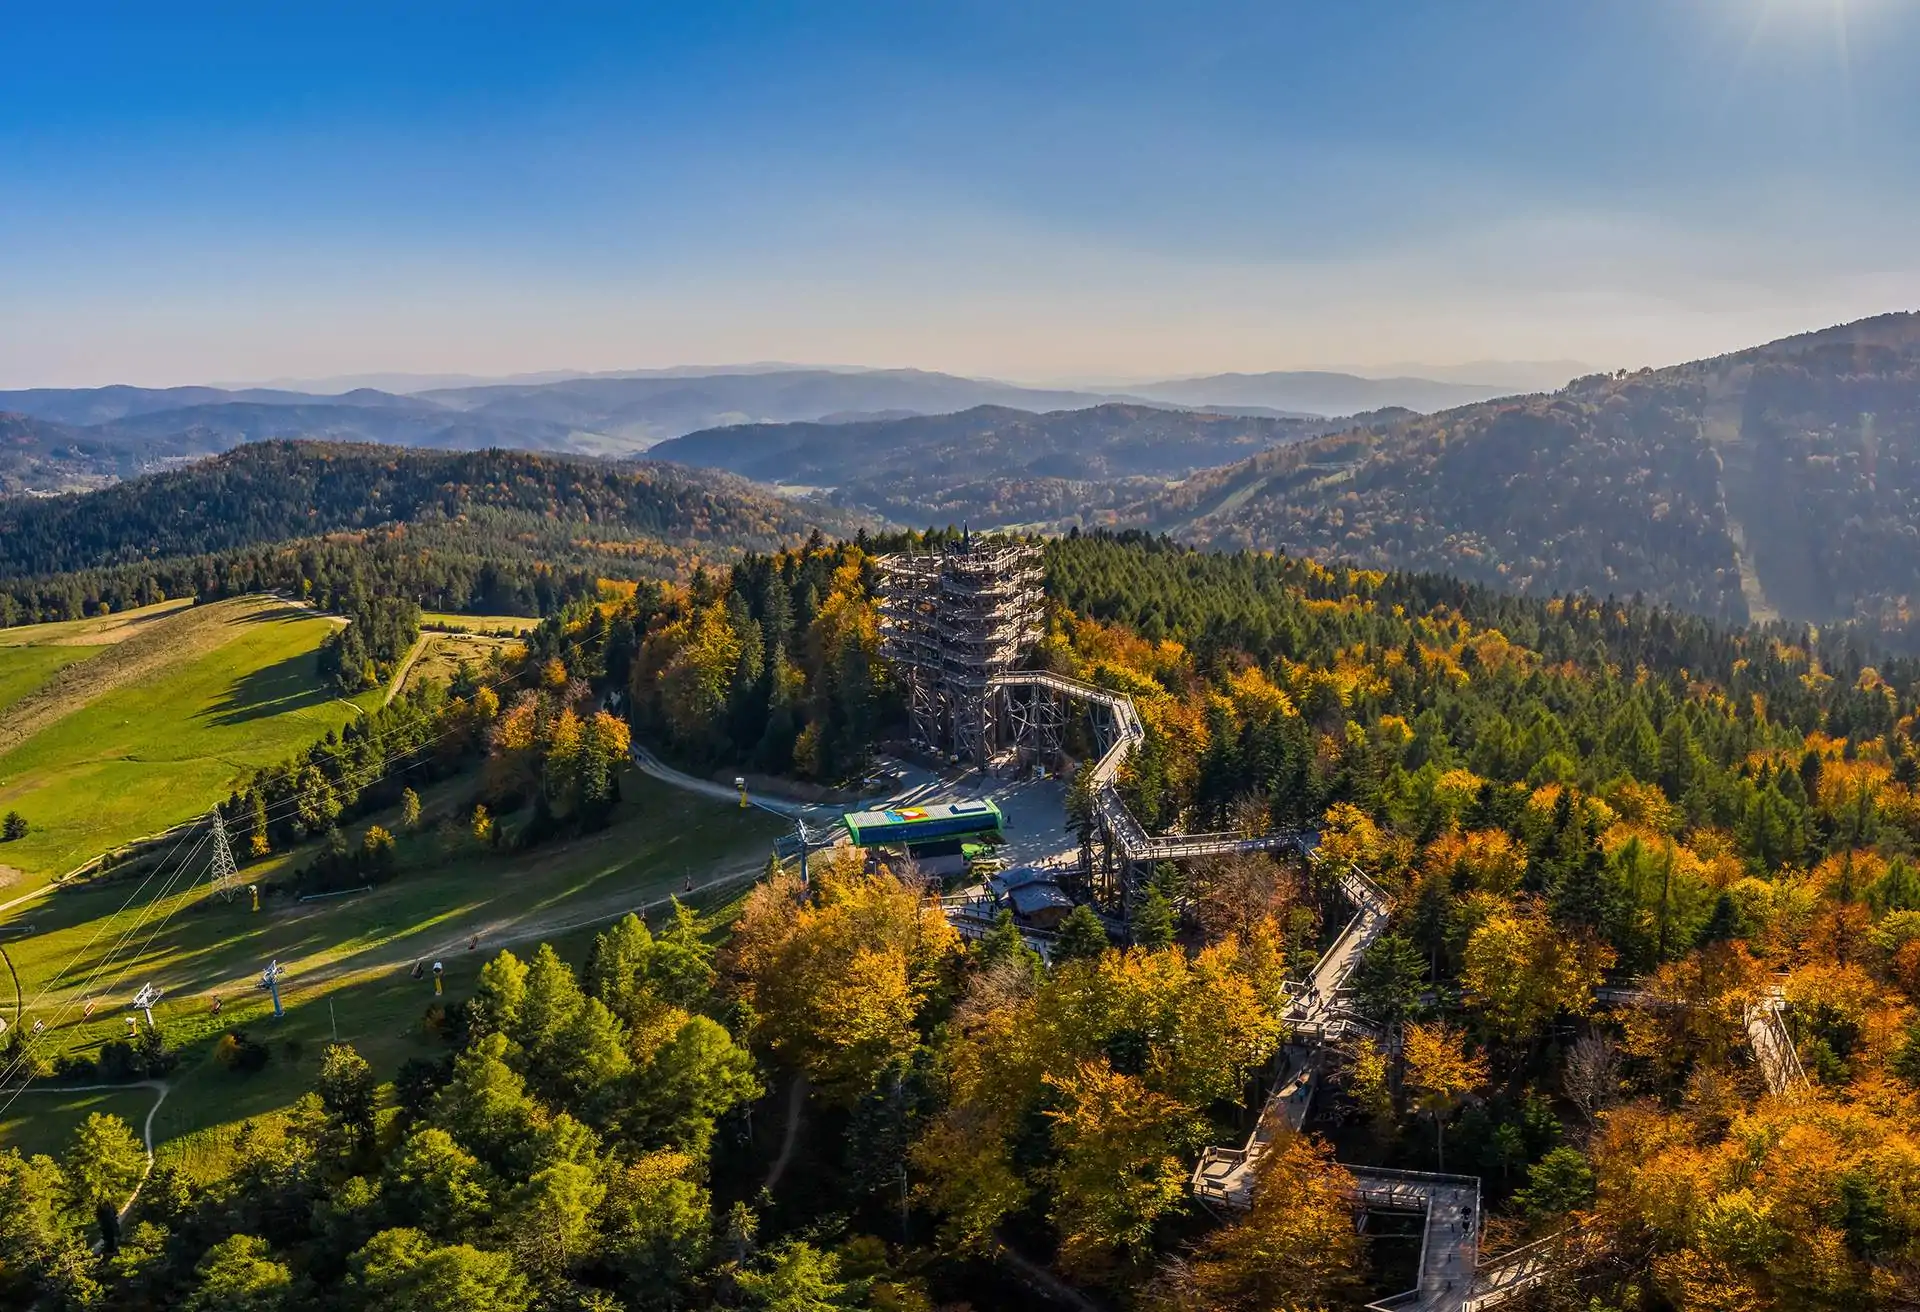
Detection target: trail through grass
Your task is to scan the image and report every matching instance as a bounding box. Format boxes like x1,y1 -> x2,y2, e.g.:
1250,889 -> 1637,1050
0,647 -> 102,718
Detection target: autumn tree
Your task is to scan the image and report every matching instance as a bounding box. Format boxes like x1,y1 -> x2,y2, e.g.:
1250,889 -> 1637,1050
729,860 -> 959,1104
1150,1132 -> 1366,1311
913,937 -> 1284,1272
1403,1021 -> 1488,1170
1044,1061 -> 1189,1279
1460,900 -> 1614,1043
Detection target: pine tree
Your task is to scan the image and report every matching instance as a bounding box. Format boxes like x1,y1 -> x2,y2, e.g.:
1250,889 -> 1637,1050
1129,887 -> 1175,951
1051,904 -> 1110,966
976,909 -> 1043,979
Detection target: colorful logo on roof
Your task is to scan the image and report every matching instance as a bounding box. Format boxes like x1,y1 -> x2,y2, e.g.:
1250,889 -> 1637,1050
883,808 -> 928,823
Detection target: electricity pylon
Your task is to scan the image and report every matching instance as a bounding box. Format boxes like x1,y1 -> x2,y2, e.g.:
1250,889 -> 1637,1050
208,810 -> 239,902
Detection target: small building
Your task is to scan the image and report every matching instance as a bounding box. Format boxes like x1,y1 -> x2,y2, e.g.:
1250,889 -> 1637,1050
987,865 -> 1055,897
843,799 -> 1004,848
1007,882 -> 1076,929
988,865 -> 1077,929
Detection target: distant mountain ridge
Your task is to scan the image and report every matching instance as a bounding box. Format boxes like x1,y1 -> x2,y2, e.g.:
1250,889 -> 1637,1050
647,402 -> 1391,526
1125,311 -> 1920,637
1128,370 -> 1520,416
0,366 -> 1516,495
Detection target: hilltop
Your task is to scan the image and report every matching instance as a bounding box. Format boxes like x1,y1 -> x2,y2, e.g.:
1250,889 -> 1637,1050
0,441 -> 867,622
1130,312 -> 1920,634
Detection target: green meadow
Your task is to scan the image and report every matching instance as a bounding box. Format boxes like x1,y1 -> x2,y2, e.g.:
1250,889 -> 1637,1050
0,771 -> 782,1164
0,599 -> 378,893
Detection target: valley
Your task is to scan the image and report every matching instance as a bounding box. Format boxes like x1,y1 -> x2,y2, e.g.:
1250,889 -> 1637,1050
4,316 -> 1920,1312
18,7 -> 1920,1306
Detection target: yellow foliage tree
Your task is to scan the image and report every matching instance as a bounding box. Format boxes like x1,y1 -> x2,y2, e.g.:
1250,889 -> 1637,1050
1149,1131 -> 1366,1312
1403,1020 -> 1488,1171
1044,1061 -> 1189,1279
728,860 -> 958,1104
1461,900 -> 1614,1042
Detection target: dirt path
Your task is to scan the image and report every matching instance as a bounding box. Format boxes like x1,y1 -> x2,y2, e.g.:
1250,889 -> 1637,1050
630,744 -> 821,819
383,634 -> 432,707
9,1078 -> 169,1219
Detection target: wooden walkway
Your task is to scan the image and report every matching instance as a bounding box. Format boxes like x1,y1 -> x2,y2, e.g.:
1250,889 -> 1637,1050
989,669 -> 1314,864
979,670 -> 1820,1307
1594,983 -> 1808,1096
1191,866 -> 1563,1312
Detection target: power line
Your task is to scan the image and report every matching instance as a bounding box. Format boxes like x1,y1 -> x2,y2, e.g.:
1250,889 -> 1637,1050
207,812 -> 239,902
0,818 -> 206,1050
0,829 -> 213,1097
0,614 -> 613,1102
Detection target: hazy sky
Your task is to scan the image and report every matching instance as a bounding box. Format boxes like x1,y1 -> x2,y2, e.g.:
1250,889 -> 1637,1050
4,1 -> 1919,388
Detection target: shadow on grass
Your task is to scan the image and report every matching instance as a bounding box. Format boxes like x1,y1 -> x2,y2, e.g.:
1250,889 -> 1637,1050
9,782 -> 781,1053
199,651 -> 333,727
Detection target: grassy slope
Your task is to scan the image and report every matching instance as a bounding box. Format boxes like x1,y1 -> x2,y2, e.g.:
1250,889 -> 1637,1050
0,605 -> 377,891
402,632 -> 521,699
0,773 -> 782,1167
0,599 -> 195,650
0,647 -> 100,718
0,1086 -> 162,1160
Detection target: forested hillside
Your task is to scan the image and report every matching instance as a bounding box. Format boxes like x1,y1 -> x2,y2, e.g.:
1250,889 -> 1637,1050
1134,312 -> 1920,641
0,442 -> 866,625
619,530 -> 1920,1307
12,529 -> 1920,1308
650,403 -> 1328,524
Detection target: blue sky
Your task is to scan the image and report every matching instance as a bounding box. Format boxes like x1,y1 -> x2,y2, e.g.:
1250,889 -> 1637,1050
3,1 -> 1918,387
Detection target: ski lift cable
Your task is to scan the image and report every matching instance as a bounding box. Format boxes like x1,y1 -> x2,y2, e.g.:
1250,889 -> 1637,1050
0,830 -> 212,1098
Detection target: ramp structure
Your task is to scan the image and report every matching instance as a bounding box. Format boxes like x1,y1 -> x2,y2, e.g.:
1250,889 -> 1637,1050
1191,867 -> 1561,1312
879,541 -> 1315,912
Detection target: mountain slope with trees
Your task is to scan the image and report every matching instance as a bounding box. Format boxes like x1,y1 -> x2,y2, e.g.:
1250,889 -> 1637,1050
649,402 -> 1345,525
10,529 -> 1920,1308
0,442 -> 867,625
1132,311 -> 1920,639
